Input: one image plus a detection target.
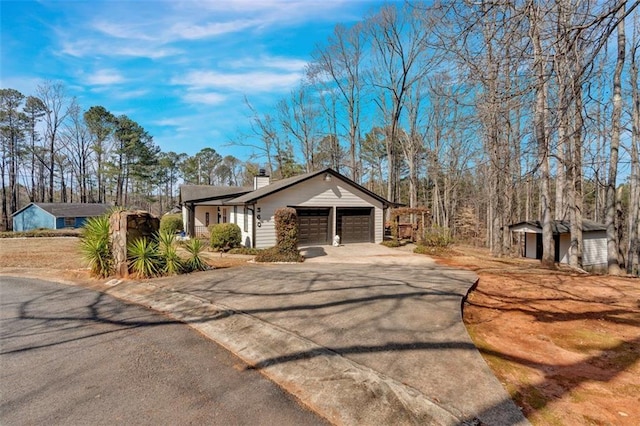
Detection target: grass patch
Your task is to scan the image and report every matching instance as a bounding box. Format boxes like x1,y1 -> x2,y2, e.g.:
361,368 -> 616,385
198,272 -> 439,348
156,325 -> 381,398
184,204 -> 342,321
0,229 -> 82,238
414,244 -> 453,256
228,247 -> 263,255
550,329 -> 623,354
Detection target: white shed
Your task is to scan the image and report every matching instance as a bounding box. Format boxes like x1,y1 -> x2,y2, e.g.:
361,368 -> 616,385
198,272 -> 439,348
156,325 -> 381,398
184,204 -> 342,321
509,220 -> 607,270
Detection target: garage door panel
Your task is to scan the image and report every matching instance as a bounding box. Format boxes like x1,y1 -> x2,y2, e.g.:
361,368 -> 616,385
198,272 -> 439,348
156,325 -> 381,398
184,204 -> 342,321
341,214 -> 371,243
297,209 -> 329,244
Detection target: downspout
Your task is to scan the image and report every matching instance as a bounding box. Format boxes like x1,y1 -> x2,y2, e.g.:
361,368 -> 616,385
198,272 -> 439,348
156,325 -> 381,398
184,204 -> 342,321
250,204 -> 258,248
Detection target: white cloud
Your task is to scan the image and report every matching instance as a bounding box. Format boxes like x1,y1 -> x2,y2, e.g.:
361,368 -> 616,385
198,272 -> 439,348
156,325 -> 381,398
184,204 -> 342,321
61,39 -> 180,59
85,69 -> 125,85
92,20 -> 158,41
111,89 -> 150,99
169,19 -> 262,40
182,91 -> 227,105
173,69 -> 303,93
225,55 -> 308,72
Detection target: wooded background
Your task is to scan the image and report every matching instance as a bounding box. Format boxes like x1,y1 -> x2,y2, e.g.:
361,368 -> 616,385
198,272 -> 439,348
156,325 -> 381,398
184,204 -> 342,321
1,1 -> 638,274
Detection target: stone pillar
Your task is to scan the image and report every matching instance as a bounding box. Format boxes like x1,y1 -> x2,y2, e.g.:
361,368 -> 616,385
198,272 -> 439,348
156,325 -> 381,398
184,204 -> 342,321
110,210 -> 160,278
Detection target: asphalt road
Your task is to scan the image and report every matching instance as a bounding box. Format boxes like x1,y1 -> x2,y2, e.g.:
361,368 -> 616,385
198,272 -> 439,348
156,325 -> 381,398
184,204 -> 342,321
0,276 -> 327,425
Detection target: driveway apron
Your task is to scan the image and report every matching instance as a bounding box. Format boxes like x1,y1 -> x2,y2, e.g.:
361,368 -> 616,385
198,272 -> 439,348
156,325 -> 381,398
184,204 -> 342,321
107,245 -> 528,425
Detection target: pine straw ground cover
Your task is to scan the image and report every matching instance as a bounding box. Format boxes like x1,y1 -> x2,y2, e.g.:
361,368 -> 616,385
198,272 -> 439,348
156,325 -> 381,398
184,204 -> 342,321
432,246 -> 640,426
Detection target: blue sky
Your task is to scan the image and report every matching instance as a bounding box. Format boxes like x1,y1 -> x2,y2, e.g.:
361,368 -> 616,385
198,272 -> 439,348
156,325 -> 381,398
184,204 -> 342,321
1,0 -> 385,159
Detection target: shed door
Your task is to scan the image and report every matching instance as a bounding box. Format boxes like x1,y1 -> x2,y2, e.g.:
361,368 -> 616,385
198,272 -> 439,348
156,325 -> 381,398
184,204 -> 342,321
338,208 -> 373,243
297,209 -> 330,245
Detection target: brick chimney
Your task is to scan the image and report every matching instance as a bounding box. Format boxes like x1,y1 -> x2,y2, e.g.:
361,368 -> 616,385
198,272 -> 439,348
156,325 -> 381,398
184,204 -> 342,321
254,169 -> 270,190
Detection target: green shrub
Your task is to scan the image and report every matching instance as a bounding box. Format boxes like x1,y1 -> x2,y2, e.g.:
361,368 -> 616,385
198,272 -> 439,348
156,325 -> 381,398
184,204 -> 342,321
380,239 -> 401,248
274,207 -> 298,253
183,238 -> 209,271
1,229 -> 82,238
209,223 -> 241,252
79,215 -> 112,278
254,207 -> 303,263
160,214 -> 183,234
128,238 -> 161,278
422,226 -> 453,248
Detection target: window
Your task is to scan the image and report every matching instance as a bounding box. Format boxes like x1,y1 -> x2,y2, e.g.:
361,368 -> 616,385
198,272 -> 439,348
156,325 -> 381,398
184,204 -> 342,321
233,206 -> 238,224
222,208 -> 228,223
64,217 -> 75,227
205,212 -> 210,226
244,207 -> 248,232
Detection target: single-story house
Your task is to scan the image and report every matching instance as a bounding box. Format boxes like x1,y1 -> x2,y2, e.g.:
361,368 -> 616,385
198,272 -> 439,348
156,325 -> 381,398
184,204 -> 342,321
509,219 -> 607,270
180,168 -> 393,248
12,202 -> 112,231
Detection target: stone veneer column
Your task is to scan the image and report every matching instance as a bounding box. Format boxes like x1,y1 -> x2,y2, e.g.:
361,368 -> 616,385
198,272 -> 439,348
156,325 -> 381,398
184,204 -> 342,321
109,210 -> 160,278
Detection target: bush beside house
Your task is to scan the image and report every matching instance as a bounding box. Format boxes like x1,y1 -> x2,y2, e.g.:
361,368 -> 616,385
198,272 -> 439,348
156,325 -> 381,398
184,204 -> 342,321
160,214 -> 184,234
255,207 -> 303,263
209,223 -> 242,252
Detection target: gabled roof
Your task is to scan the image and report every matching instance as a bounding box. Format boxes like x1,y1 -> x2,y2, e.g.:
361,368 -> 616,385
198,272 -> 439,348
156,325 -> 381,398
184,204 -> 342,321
510,219 -> 607,234
230,167 -> 393,206
180,185 -> 251,203
12,202 -> 112,218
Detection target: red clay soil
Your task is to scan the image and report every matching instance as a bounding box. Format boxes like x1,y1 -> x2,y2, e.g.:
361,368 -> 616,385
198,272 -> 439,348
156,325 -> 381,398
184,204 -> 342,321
433,246 -> 640,425
2,239 -> 638,424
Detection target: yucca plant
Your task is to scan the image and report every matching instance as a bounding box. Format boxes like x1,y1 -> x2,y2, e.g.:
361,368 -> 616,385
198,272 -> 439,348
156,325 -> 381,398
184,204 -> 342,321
156,229 -> 176,251
128,238 -> 161,278
162,244 -> 184,275
80,215 -> 112,278
183,238 -> 208,272
155,230 -> 183,275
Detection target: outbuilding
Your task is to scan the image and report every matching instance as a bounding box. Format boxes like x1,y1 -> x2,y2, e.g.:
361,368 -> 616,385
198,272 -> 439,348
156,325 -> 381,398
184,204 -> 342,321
12,202 -> 112,232
509,219 -> 607,271
180,168 -> 393,248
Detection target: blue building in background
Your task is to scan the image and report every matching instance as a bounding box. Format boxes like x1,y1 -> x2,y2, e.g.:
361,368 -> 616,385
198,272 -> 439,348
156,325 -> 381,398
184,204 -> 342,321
12,203 -> 111,231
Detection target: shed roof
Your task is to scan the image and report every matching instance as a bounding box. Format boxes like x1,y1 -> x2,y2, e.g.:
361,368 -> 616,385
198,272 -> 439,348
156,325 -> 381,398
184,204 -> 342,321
12,203 -> 112,218
510,219 -> 606,234
179,185 -> 251,203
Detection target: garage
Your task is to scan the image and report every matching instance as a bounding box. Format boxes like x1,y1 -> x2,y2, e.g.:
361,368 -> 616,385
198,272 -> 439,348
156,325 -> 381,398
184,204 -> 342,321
297,208 -> 330,245
338,208 -> 373,243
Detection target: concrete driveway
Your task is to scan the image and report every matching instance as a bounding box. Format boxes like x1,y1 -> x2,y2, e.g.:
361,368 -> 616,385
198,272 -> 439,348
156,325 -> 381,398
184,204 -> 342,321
106,244 -> 528,425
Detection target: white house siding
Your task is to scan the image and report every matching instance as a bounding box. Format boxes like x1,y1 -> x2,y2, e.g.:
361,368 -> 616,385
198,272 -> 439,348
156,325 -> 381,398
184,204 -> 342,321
525,233 -> 537,259
583,231 -> 607,267
230,204 -> 253,247
254,174 -> 384,248
182,206 -> 188,233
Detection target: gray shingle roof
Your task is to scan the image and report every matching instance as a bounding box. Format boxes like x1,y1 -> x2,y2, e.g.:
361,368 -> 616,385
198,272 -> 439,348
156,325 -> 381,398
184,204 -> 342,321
180,185 -> 251,203
510,219 -> 606,234
13,203 -> 112,218
230,168 -> 392,205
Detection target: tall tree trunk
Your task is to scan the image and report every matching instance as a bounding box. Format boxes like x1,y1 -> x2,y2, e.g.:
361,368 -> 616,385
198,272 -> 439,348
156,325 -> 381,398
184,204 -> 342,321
530,3 -> 555,268
606,4 -> 625,275
569,88 -> 584,268
628,30 -> 640,276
